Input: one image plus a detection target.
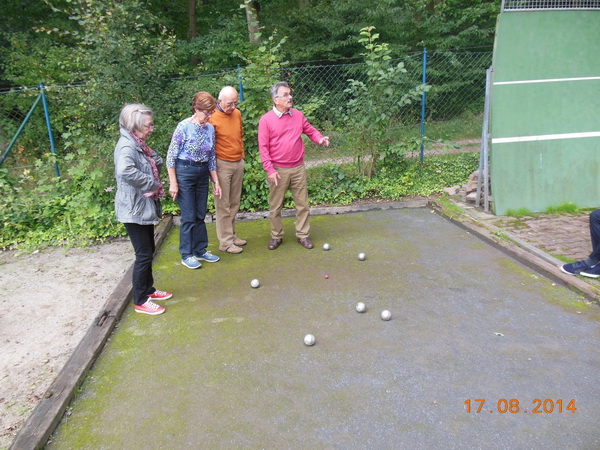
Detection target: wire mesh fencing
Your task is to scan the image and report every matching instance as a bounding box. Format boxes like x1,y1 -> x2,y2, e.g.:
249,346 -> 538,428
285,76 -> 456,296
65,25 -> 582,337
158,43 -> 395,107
281,51 -> 492,127
0,50 -> 491,174
0,86 -> 54,171
502,0 -> 600,10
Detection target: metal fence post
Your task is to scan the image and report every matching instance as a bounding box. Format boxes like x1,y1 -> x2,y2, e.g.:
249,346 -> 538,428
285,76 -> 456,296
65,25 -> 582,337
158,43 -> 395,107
40,83 -> 60,178
420,48 -> 427,163
476,66 -> 493,212
0,91 -> 43,167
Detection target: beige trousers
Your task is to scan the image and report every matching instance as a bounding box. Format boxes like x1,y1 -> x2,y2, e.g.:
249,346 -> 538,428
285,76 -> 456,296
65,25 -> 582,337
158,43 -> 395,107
269,164 -> 310,240
215,158 -> 245,247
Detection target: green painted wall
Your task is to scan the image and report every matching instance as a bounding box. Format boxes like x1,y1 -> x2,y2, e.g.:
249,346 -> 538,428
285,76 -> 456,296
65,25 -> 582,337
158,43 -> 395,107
490,11 -> 600,215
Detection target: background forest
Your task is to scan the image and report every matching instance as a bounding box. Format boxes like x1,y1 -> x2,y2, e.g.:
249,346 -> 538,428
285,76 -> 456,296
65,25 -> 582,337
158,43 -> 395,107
0,0 -> 501,249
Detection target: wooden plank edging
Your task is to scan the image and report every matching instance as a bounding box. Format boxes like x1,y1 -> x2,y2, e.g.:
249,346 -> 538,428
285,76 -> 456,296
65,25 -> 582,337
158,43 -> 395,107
10,216 -> 173,450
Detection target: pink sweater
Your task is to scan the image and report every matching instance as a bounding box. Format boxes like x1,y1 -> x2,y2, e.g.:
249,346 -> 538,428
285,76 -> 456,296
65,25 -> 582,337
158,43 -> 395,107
258,108 -> 324,175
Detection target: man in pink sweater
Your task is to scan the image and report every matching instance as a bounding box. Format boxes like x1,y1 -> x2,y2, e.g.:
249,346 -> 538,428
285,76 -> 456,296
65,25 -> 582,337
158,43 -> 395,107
258,81 -> 330,250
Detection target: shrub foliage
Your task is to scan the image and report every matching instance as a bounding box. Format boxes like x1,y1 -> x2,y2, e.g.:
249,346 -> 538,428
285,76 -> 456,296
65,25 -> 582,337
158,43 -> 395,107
0,25 -> 480,250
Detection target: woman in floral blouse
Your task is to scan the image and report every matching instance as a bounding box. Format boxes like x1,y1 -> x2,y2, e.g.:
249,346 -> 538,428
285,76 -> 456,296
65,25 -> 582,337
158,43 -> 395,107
167,92 -> 222,269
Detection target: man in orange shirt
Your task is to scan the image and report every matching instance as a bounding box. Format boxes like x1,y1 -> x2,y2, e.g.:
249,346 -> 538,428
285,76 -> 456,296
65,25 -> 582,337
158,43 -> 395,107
209,86 -> 247,254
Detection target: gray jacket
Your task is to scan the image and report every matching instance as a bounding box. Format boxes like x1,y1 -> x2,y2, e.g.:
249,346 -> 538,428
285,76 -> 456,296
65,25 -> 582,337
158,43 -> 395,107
114,128 -> 163,225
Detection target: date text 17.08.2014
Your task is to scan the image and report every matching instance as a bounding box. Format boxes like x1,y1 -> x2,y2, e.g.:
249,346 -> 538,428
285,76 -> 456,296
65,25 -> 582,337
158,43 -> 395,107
464,399 -> 576,414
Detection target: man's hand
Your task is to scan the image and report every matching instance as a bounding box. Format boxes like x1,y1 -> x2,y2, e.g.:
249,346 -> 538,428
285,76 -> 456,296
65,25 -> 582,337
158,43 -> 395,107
268,171 -> 281,186
213,183 -> 222,199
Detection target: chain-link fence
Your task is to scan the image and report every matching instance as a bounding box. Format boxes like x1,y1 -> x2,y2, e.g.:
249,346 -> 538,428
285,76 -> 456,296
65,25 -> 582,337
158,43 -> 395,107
0,50 -> 491,173
502,0 -> 600,10
280,51 -> 492,127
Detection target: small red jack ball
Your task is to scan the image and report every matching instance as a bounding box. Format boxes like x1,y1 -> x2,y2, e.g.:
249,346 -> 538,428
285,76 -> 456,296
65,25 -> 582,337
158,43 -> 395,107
325,275 -> 329,279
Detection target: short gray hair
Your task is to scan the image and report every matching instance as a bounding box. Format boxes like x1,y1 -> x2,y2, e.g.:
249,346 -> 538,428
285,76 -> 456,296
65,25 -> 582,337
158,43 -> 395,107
269,81 -> 290,100
119,103 -> 153,133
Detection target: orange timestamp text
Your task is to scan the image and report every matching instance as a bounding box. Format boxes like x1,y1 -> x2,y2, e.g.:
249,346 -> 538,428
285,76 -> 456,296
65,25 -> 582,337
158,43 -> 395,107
464,399 -> 576,414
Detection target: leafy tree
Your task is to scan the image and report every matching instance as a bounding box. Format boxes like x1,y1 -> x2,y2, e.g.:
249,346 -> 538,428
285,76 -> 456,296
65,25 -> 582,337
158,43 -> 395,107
0,0 -> 77,88
0,0 -> 181,249
394,0 -> 500,51
2,0 -> 501,83
343,26 -> 429,177
252,0 -> 500,63
176,11 -> 251,71
63,0 -> 178,132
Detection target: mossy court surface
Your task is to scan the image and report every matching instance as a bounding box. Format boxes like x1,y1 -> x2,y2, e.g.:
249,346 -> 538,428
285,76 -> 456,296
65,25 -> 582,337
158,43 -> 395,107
48,208 -> 600,448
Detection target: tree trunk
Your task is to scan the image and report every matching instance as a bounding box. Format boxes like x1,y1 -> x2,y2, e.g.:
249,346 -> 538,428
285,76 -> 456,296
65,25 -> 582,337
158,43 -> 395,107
189,0 -> 198,65
188,0 -> 197,40
244,0 -> 261,44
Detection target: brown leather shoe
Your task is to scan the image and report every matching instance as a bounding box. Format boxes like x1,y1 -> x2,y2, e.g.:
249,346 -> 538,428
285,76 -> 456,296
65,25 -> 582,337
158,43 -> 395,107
297,237 -> 314,249
268,238 -> 282,250
233,238 -> 247,246
219,244 -> 243,254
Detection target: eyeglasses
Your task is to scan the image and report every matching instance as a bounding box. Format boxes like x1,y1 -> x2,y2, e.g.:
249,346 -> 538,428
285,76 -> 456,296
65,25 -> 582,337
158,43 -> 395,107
224,101 -> 239,107
275,91 -> 292,98
200,110 -> 213,117
143,123 -> 155,129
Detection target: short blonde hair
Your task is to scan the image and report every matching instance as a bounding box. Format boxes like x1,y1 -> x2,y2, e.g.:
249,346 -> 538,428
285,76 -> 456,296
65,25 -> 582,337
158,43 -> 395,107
119,103 -> 153,133
191,92 -> 216,114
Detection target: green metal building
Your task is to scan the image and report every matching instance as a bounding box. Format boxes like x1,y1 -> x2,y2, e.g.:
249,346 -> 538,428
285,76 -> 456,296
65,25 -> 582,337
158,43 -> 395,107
490,1 -> 600,215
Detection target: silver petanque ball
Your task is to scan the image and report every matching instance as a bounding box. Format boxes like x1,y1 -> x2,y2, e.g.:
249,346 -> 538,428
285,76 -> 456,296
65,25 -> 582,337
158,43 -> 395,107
356,302 -> 366,313
358,252 -> 366,261
381,310 -> 392,321
323,243 -> 330,251
304,334 -> 316,346
250,279 -> 260,288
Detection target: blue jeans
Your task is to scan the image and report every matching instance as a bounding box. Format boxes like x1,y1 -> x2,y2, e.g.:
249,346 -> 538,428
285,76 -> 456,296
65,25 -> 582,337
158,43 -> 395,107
589,209 -> 600,264
176,160 -> 209,259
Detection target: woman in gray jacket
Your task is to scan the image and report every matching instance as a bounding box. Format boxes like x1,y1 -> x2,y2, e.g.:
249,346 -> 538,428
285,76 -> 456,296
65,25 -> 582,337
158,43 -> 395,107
114,103 -> 171,315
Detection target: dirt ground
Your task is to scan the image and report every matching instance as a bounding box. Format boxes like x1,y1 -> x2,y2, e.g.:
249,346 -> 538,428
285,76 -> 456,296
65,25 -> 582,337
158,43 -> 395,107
0,240 -> 134,449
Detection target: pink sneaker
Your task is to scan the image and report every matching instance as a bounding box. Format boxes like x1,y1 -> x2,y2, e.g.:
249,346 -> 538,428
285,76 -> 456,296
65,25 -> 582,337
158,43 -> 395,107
135,300 -> 165,315
148,290 -> 173,301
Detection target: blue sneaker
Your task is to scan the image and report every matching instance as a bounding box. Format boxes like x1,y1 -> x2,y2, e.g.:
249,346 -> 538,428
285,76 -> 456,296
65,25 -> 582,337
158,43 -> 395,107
580,265 -> 600,279
560,260 -> 594,275
182,256 -> 202,269
196,251 -> 220,263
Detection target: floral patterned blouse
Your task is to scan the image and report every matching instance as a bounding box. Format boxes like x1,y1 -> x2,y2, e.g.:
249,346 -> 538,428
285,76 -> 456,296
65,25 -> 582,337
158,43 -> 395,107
166,118 -> 216,171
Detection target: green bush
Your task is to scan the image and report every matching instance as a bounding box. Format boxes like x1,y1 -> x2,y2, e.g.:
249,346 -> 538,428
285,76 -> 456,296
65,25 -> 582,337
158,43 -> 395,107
308,163 -> 367,206
0,147 -> 123,250
362,152 -> 479,199
0,21 -> 482,251
342,27 -> 429,177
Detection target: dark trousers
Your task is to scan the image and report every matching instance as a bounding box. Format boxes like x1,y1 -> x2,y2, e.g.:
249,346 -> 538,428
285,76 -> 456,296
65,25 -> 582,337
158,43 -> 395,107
176,161 -> 209,259
589,209 -> 600,264
124,222 -> 156,306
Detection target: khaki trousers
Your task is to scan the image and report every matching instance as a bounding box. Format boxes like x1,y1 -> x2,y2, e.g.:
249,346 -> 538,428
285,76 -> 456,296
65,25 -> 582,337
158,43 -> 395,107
269,164 -> 310,240
215,158 -> 244,247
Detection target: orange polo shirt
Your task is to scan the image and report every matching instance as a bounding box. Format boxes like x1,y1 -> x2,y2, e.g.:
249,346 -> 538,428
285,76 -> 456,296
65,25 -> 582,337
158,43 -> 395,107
209,108 -> 245,161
